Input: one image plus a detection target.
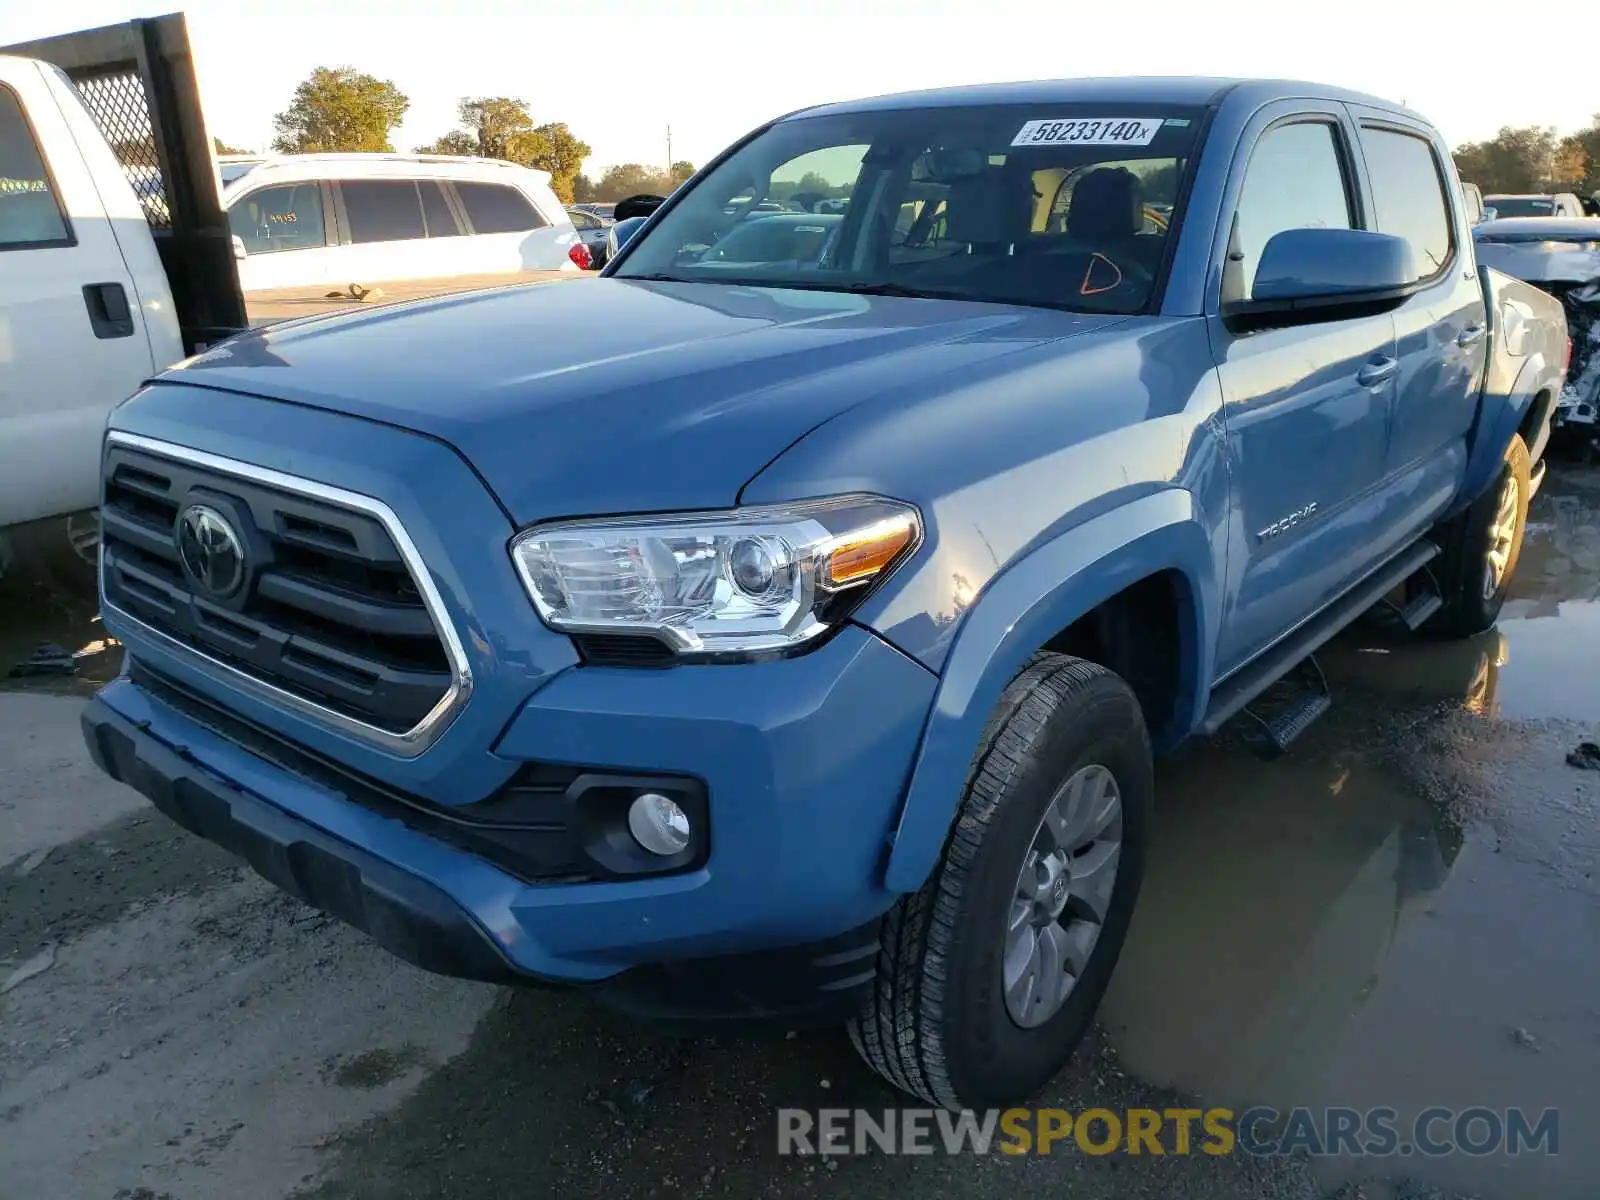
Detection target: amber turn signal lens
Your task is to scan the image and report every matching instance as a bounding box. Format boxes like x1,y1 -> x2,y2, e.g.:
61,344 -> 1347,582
825,517 -> 916,587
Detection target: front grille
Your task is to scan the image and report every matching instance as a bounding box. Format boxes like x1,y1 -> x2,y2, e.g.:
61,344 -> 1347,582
101,440 -> 456,738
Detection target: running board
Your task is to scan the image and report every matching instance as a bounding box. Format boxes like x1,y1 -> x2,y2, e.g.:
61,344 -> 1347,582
1199,540 -> 1441,736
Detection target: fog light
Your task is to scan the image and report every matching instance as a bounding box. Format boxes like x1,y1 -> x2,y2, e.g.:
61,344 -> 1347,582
627,792 -> 692,856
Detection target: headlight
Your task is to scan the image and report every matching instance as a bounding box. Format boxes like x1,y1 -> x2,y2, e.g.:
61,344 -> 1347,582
510,495 -> 921,657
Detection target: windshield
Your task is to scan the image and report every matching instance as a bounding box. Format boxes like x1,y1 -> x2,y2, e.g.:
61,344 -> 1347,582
612,103 -> 1205,314
1487,197 -> 1555,217
219,163 -> 259,187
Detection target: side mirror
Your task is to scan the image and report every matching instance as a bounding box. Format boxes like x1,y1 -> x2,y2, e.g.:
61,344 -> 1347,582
231,234 -> 247,261
1227,228 -> 1417,331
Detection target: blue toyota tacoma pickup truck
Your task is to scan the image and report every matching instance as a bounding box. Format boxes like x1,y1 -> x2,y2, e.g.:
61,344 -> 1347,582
81,77 -> 1567,1109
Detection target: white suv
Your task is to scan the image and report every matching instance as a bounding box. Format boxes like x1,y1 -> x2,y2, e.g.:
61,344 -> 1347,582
222,154 -> 583,292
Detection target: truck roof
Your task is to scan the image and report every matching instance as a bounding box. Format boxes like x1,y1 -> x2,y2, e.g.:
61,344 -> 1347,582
794,76 -> 1421,122
224,153 -> 553,185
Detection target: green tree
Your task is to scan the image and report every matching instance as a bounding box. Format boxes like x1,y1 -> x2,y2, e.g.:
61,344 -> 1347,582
212,136 -> 250,156
414,131 -> 477,156
519,123 -> 590,204
592,161 -> 695,201
417,98 -> 592,203
1452,126 -> 1558,194
271,67 -> 409,154
1559,115 -> 1600,195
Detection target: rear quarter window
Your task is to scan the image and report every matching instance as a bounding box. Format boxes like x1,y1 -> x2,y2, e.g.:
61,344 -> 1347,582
1360,127 -> 1453,282
456,182 -> 548,234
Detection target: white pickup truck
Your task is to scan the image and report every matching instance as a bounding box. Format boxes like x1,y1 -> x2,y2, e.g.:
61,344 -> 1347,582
0,16 -> 247,576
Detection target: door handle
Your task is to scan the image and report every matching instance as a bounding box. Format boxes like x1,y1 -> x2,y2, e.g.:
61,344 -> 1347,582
1357,357 -> 1399,388
1457,323 -> 1487,348
82,282 -> 134,339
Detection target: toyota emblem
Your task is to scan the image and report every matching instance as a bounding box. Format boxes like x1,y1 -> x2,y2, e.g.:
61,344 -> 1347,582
176,504 -> 246,597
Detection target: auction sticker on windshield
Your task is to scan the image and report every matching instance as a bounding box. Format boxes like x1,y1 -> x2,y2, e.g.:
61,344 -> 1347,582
1011,118 -> 1163,147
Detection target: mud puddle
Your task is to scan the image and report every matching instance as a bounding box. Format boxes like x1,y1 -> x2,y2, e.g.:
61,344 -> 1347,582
1102,466 -> 1600,1199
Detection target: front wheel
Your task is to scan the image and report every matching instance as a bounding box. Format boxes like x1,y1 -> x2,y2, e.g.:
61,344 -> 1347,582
849,654 -> 1153,1109
1425,434 -> 1531,639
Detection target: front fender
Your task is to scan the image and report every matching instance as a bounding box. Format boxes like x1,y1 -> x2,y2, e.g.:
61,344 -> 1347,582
881,489 -> 1217,893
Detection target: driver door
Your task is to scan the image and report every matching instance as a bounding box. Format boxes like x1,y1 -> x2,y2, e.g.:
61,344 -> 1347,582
1208,105 -> 1399,677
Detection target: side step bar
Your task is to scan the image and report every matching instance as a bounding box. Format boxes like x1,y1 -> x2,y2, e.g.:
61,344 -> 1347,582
1199,539 -> 1441,737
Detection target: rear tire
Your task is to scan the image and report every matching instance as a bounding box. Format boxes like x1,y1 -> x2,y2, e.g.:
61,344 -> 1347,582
1425,434 -> 1530,639
849,654 -> 1153,1108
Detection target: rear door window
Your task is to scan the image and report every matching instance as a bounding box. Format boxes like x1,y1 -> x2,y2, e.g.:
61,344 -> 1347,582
0,85 -> 70,248
229,183 -> 327,254
1228,121 -> 1354,301
456,182 -> 547,234
341,180 -> 427,243
1360,126 -> 1453,282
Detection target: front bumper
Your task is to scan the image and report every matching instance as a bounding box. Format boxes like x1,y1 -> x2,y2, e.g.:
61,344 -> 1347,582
84,624 -> 936,1012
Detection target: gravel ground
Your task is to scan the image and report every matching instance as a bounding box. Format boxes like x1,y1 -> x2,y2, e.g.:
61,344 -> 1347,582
3,465 -> 1598,1200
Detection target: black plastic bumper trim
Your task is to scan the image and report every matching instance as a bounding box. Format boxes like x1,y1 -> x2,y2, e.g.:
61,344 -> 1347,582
80,697 -> 523,985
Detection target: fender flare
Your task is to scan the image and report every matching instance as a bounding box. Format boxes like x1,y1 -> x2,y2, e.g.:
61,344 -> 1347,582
882,489 -> 1218,893
1452,351 -> 1554,518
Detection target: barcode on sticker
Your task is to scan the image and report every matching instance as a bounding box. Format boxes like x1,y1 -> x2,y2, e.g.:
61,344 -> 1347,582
1010,118 -> 1163,148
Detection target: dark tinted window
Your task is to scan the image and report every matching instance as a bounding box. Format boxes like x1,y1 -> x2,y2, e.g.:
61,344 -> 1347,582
0,86 -> 70,248
1362,127 -> 1452,280
419,181 -> 460,237
1229,121 -> 1353,301
1486,196 -> 1555,218
342,180 -> 426,243
456,181 -> 546,234
229,183 -> 326,254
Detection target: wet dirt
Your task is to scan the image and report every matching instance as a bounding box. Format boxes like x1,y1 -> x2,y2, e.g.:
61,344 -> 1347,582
3,471 -> 1599,1199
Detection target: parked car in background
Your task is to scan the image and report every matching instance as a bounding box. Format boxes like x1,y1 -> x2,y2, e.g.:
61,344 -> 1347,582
1484,192 -> 1587,219
567,205 -> 612,268
217,154 -> 265,187
224,154 -> 584,291
604,214 -> 648,261
573,202 -> 615,220
695,211 -> 840,267
1474,217 -> 1600,436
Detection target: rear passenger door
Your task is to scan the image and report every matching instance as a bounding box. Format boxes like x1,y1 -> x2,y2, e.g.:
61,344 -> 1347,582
335,179 -> 468,286
1349,112 -> 1486,539
1207,104 -> 1399,676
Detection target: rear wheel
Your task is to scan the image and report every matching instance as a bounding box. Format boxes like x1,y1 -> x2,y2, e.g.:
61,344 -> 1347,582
849,654 -> 1153,1108
1425,434 -> 1530,638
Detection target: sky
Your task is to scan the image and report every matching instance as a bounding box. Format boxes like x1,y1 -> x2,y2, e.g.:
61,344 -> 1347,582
3,0 -> 1595,176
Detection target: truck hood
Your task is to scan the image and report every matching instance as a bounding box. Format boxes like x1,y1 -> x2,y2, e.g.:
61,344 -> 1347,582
170,279 -> 1121,523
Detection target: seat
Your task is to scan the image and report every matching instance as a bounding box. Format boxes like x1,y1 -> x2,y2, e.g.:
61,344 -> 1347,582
943,169 -> 1034,252
1065,167 -> 1144,244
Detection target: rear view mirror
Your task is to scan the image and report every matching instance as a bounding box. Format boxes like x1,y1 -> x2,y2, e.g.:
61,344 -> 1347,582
1227,228 -> 1417,331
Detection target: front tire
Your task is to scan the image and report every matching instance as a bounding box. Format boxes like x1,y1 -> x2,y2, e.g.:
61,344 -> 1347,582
850,654 -> 1153,1108
1425,434 -> 1530,638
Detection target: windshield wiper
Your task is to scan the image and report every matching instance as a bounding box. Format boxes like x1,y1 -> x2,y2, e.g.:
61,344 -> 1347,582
618,273 -> 692,284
